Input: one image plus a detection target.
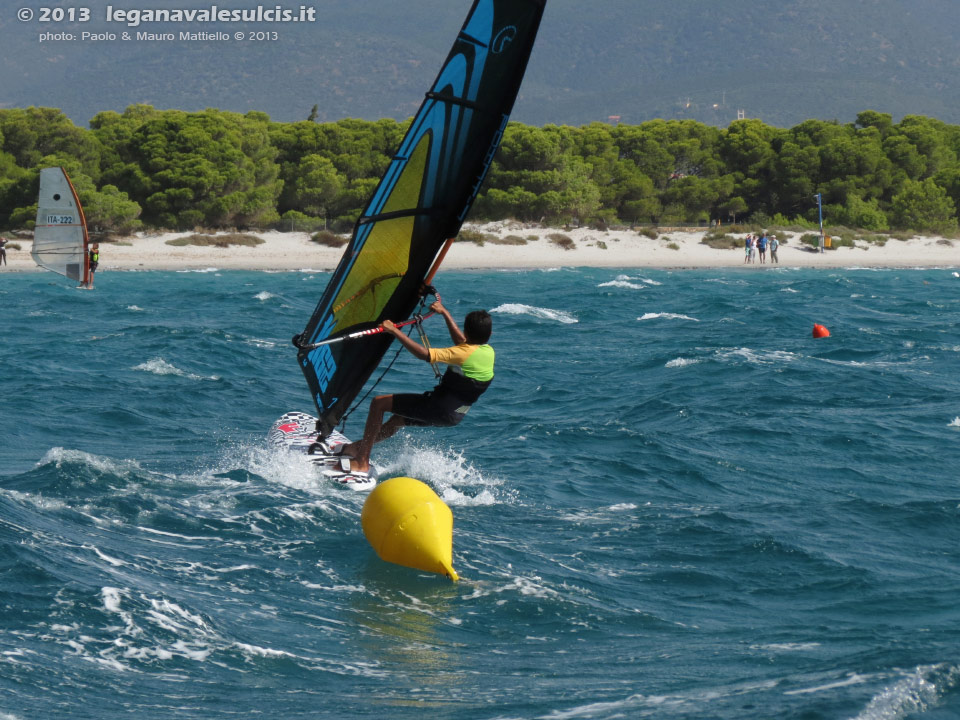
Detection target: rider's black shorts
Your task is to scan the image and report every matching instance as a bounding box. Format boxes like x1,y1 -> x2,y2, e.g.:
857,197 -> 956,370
391,390 -> 469,427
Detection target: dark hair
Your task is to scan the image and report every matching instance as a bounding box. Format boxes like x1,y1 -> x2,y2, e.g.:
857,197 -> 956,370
463,310 -> 492,344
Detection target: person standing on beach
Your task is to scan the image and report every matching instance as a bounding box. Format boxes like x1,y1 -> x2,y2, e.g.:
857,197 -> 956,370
331,298 -> 495,477
0,236 -> 7,267
757,233 -> 768,264
85,243 -> 99,289
770,234 -> 779,264
744,235 -> 753,264
749,235 -> 757,264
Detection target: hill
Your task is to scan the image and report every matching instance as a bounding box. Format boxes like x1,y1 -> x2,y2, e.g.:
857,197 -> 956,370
2,0 -> 960,127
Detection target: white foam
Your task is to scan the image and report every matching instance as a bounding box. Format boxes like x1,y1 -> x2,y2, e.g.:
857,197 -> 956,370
491,303 -> 578,324
718,347 -> 800,365
666,357 -> 700,368
126,305 -> 144,311
382,443 -> 503,507
254,291 -> 276,301
501,574 -> 559,600
146,598 -> 210,635
133,358 -> 220,381
36,447 -> 143,477
850,664 -> 960,720
235,642 -> 298,659
0,487 -> 67,512
785,673 -> 868,696
639,312 -> 699,322
102,587 -> 124,613
948,417 -> 960,428
169,640 -> 211,662
598,280 -> 645,290
235,443 -> 337,495
751,642 -> 820,652
87,545 -> 126,567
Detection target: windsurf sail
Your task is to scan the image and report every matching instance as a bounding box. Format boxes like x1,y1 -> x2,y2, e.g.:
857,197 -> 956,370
296,0 -> 546,438
32,167 -> 90,283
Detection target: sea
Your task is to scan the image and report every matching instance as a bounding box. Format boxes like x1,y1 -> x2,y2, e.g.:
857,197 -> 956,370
1,265 -> 959,720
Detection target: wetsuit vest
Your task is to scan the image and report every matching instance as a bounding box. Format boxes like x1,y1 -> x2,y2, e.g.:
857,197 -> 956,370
428,343 -> 495,406
436,365 -> 492,404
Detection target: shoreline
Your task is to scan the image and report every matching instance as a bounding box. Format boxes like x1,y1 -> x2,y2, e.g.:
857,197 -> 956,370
2,224 -> 958,273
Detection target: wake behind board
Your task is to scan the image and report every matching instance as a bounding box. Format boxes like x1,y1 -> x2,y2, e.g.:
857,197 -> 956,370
269,411 -> 378,491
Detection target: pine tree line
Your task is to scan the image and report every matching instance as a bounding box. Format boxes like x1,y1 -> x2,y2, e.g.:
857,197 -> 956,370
1,105 -> 958,235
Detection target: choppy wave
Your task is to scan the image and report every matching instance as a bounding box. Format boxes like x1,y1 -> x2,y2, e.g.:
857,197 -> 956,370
3,268 -> 960,720
598,279 -> 645,290
132,358 -> 221,381
851,664 -> 960,720
638,312 -> 699,322
491,303 -> 578,324
716,347 -> 800,365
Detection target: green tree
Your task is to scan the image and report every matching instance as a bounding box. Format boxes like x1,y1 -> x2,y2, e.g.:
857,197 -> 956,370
827,194 -> 889,231
721,196 -> 748,224
290,154 -> 343,222
97,107 -> 281,228
855,110 -> 894,138
557,156 -> 601,225
889,178 -> 957,233
82,184 -> 143,233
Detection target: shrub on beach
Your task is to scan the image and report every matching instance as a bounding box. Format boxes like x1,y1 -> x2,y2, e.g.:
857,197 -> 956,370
487,234 -> 528,245
548,233 -> 575,250
887,230 -> 920,241
456,229 -> 497,246
311,230 -> 348,247
724,223 -> 763,234
166,233 -> 264,248
700,232 -> 739,249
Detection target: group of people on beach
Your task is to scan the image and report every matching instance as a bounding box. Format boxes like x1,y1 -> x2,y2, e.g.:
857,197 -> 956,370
743,232 -> 778,265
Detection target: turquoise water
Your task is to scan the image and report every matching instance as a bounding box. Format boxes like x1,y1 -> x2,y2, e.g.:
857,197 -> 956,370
1,267 -> 959,719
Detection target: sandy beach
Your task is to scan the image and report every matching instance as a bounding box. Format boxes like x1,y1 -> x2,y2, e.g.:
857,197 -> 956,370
2,223 -> 958,273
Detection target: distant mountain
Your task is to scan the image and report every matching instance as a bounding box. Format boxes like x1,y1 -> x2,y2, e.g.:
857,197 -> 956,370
2,0 -> 960,128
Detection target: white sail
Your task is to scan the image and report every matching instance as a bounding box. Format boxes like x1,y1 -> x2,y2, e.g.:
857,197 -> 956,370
32,167 -> 89,282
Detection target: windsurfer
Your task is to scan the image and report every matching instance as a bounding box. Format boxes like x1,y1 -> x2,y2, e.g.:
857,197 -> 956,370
85,243 -> 99,289
340,299 -> 495,474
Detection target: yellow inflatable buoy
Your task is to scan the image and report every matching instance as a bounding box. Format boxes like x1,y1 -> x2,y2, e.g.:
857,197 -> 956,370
361,477 -> 459,581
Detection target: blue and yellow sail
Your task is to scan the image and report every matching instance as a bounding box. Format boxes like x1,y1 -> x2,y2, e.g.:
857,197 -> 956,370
297,0 -> 546,437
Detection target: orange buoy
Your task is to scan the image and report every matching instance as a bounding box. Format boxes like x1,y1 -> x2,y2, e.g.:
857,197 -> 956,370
812,323 -> 830,338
